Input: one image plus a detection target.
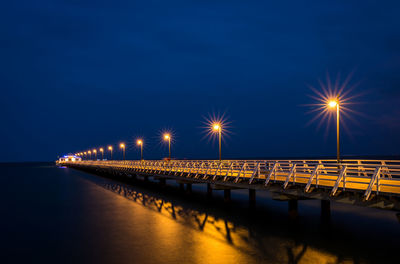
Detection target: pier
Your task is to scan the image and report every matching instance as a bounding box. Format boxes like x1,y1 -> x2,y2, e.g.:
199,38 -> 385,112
60,159 -> 400,213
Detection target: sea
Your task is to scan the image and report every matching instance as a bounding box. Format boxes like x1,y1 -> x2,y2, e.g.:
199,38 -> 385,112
1,162 -> 399,264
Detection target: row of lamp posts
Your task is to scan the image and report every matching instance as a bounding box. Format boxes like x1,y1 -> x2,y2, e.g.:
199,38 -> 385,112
75,99 -> 341,163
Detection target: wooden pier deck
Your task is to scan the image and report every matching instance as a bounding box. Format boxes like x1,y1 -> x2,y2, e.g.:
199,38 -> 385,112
60,159 -> 400,210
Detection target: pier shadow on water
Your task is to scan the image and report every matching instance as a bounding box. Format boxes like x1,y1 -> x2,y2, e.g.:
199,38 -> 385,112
76,170 -> 400,264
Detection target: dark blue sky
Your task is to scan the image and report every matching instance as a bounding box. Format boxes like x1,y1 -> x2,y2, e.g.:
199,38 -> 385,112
1,0 -> 400,162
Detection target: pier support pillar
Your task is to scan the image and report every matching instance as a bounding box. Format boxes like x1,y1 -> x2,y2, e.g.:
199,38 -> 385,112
321,200 -> 331,222
186,183 -> 192,194
207,183 -> 212,199
224,189 -> 231,203
249,189 -> 256,207
288,199 -> 298,219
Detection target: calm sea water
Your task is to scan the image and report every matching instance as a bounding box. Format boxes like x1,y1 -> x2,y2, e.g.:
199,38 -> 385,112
1,163 -> 399,263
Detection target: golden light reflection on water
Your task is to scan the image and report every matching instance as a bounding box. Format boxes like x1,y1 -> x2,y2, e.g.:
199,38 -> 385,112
97,182 -> 353,264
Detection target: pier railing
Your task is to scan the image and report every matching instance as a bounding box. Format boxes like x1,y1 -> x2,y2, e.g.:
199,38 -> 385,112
61,159 -> 400,200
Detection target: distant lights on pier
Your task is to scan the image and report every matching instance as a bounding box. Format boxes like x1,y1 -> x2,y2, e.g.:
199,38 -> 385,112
120,143 -> 126,160
137,139 -> 143,160
327,98 -> 341,163
306,72 -> 361,163
108,146 -> 113,160
211,123 -> 222,161
313,94 -> 344,163
70,113 -> 234,162
163,133 -> 171,159
202,112 -> 231,161
99,148 -> 104,160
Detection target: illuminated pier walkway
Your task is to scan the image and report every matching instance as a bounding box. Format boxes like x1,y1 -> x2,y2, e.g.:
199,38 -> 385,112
61,159 -> 400,211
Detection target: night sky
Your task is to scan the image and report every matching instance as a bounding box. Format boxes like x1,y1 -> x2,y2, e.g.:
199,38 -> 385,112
1,0 -> 400,162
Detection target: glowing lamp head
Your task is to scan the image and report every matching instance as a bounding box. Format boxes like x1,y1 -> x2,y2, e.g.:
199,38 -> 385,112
164,134 -> 170,140
84,152 -> 87,154
99,148 -> 103,152
328,100 -> 338,108
93,149 -> 97,153
212,123 -> 221,131
137,140 -> 143,146
88,151 -> 91,154
108,146 -> 113,150
120,143 -> 125,149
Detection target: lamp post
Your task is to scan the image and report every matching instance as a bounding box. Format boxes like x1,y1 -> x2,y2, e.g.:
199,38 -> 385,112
108,146 -> 113,160
212,123 -> 222,161
164,134 -> 171,159
137,139 -> 143,161
99,148 -> 104,160
88,150 -> 91,160
84,152 -> 87,160
93,149 -> 97,160
328,98 -> 340,163
120,143 -> 125,160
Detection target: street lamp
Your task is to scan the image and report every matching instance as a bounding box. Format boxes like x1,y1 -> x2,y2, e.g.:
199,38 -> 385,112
99,148 -> 104,160
212,123 -> 222,161
120,143 -> 125,160
137,139 -> 143,161
108,146 -> 113,160
93,149 -> 97,160
88,150 -> 91,160
163,133 -> 171,159
328,98 -> 340,163
84,152 -> 87,160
